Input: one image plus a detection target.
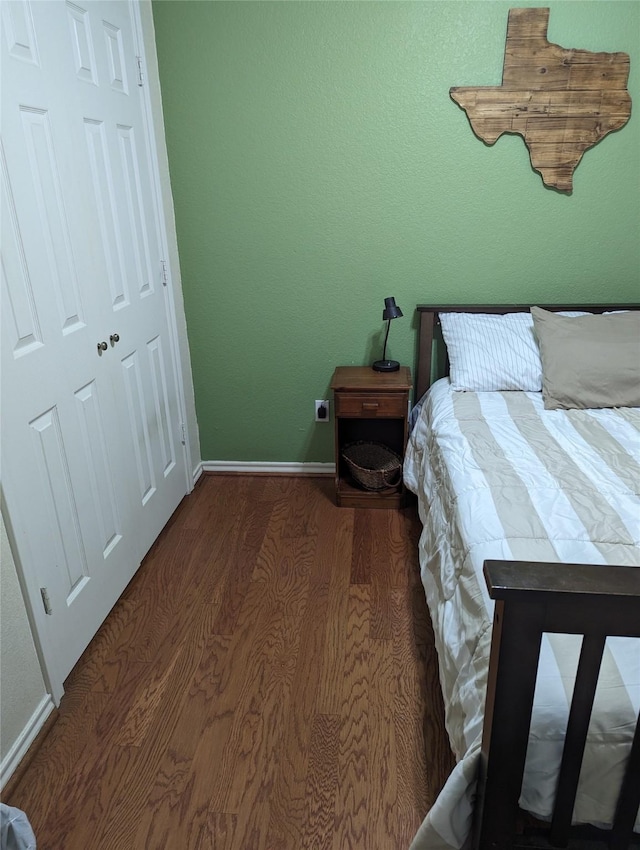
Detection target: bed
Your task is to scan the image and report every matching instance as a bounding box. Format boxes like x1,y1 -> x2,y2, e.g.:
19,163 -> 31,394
403,304 -> 640,850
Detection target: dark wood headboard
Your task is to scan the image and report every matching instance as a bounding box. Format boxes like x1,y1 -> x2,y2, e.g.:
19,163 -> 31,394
415,303 -> 640,402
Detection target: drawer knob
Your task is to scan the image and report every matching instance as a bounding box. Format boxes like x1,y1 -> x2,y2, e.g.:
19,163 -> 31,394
362,402 -> 379,411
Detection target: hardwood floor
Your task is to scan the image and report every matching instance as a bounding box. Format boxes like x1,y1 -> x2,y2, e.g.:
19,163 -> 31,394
5,474 -> 455,850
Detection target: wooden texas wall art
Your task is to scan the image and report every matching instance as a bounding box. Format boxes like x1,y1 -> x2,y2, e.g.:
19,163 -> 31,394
450,7 -> 632,192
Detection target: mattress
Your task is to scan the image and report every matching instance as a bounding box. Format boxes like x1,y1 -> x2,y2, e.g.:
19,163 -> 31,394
403,378 -> 640,850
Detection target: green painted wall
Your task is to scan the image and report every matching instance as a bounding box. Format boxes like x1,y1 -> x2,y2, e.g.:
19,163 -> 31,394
152,1 -> 640,463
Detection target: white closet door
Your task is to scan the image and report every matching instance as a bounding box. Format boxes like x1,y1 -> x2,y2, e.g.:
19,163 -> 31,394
1,0 -> 187,691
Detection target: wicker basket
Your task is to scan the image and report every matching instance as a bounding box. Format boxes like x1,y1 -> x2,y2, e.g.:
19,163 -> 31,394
341,441 -> 402,491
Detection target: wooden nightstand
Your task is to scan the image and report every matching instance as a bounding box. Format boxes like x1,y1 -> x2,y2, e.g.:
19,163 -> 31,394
330,366 -> 412,509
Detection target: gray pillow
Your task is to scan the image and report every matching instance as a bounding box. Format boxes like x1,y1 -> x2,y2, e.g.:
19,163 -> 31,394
531,307 -> 640,410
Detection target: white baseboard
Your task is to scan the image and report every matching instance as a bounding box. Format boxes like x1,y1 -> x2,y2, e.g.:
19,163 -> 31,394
192,461 -> 205,486
0,694 -> 55,790
194,460 -> 334,482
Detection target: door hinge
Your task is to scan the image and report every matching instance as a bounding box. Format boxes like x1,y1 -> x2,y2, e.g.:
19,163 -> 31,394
180,423 -> 186,446
161,259 -> 168,287
40,587 -> 52,615
136,55 -> 145,87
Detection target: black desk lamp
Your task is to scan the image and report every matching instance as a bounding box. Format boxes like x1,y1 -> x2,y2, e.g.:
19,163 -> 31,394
372,297 -> 403,372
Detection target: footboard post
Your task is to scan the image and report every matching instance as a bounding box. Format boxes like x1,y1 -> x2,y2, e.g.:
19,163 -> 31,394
475,560 -> 640,850
473,577 -> 546,848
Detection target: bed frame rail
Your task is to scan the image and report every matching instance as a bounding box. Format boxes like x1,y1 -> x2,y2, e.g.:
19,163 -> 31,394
476,561 -> 640,850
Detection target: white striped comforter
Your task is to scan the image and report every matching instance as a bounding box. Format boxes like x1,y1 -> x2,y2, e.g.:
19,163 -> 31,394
403,379 -> 640,850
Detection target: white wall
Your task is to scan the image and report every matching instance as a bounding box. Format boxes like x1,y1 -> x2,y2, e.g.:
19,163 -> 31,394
0,511 -> 50,785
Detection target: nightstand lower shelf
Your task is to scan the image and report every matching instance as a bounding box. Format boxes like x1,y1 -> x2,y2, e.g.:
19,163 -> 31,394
336,477 -> 405,509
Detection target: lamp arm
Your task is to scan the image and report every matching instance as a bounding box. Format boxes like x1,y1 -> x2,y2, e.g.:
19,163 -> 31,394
381,318 -> 391,362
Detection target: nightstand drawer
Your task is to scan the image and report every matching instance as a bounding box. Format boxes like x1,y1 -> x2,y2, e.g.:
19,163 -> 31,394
334,392 -> 406,418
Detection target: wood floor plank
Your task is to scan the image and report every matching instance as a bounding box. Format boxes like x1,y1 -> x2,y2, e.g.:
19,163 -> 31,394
350,509 -> 373,584
392,582 -> 455,813
215,536 -> 315,815
5,474 -> 453,850
264,475 -> 330,540
113,647 -> 184,749
332,584 -> 371,850
368,637 -> 400,846
388,504 -> 422,589
134,521 -> 314,847
264,494 -> 344,849
370,512 -> 394,641
392,583 -> 431,815
314,510 -> 354,716
299,713 -> 341,850
195,813 -> 237,850
130,618 -> 251,845
209,489 -> 275,635
62,595 -> 150,697
6,686 -> 113,832
62,607 -> 225,850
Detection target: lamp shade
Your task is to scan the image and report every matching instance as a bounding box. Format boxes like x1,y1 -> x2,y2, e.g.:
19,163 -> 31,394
382,297 -> 403,321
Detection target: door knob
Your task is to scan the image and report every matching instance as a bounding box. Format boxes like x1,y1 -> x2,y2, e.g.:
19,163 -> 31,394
109,333 -> 120,346
97,341 -> 108,354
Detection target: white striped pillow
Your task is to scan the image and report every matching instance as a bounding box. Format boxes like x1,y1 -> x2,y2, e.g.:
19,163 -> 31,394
439,312 -> 542,392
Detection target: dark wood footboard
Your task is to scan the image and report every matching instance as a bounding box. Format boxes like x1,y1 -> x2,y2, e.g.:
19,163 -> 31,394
475,561 -> 640,850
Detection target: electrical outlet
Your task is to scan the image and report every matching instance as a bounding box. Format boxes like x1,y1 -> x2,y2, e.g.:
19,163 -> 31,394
315,399 -> 330,422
